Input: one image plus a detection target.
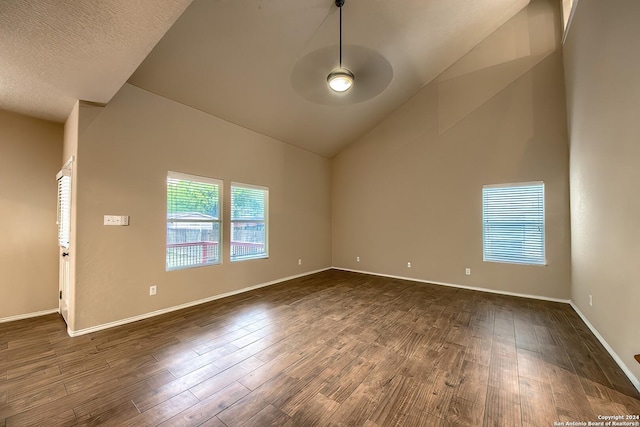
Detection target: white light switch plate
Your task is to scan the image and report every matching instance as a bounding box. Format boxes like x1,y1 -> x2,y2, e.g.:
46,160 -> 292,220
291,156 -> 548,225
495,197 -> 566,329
104,215 -> 119,225
104,215 -> 129,226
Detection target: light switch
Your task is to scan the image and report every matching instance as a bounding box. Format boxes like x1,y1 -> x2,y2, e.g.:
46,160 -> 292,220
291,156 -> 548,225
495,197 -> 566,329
104,215 -> 119,225
104,215 -> 129,226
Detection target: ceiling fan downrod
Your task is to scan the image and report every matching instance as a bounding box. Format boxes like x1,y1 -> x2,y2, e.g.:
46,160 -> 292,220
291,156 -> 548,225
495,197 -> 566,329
336,0 -> 345,68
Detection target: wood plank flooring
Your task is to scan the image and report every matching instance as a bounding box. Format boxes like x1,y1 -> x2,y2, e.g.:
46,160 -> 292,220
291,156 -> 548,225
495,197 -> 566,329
1,269 -> 638,426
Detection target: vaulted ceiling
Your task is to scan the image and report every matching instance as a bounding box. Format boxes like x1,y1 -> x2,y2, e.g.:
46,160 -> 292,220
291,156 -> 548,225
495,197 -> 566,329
1,0 -> 530,157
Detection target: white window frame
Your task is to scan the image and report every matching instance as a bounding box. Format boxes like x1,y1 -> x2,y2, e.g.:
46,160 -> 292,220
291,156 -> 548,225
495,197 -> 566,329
482,181 -> 546,266
166,171 -> 223,271
230,182 -> 269,262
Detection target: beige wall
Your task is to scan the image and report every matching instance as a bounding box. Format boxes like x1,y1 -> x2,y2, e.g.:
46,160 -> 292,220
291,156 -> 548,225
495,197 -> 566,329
72,83 -> 331,331
564,0 -> 640,383
332,0 -> 572,300
0,109 -> 62,320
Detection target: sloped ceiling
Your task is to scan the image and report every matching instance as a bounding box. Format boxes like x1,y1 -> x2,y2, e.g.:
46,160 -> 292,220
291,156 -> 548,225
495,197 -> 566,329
0,0 -> 192,122
0,0 -> 531,157
128,0 -> 530,157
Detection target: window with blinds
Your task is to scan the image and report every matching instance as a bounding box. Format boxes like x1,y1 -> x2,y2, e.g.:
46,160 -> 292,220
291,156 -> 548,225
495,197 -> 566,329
231,183 -> 268,262
167,172 -> 222,271
56,172 -> 71,249
482,182 -> 545,265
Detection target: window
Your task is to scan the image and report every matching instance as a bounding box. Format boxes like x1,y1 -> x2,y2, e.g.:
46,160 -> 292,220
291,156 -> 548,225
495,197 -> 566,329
482,182 -> 545,265
167,172 -> 222,271
56,170 -> 71,249
231,183 -> 268,261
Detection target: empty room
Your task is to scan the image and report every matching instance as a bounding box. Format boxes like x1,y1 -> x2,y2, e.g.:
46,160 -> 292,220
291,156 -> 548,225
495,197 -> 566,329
1,0 -> 639,425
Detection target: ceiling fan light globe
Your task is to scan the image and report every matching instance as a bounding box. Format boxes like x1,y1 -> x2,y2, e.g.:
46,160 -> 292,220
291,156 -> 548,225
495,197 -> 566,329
328,69 -> 354,92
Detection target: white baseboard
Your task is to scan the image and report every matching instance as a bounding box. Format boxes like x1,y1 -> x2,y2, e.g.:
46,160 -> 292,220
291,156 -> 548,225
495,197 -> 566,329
68,268 -> 331,337
333,267 -> 570,303
0,308 -> 59,324
569,301 -> 640,394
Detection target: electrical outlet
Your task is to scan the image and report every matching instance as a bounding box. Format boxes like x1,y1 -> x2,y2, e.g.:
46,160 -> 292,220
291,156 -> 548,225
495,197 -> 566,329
356,256 -> 360,262
298,259 -> 302,266
465,268 -> 471,275
407,262 -> 411,268
150,285 -> 157,296
589,294 -> 592,306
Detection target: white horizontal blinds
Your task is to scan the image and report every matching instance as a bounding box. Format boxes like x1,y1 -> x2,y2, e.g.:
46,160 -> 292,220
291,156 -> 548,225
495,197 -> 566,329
166,172 -> 222,271
230,183 -> 268,261
56,172 -> 71,249
482,182 -> 545,265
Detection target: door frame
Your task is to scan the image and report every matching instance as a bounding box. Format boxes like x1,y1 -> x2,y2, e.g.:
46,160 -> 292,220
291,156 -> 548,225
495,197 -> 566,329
57,156 -> 74,325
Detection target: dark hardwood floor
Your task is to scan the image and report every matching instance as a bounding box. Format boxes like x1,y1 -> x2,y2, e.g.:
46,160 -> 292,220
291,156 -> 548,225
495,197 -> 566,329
1,269 -> 638,426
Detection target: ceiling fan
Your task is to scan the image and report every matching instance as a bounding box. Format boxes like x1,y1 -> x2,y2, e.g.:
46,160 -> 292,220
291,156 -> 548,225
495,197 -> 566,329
290,0 -> 393,105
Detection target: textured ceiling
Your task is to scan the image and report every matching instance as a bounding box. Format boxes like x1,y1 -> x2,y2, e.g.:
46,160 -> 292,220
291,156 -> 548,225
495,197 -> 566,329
0,0 -> 192,122
0,0 -> 531,157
